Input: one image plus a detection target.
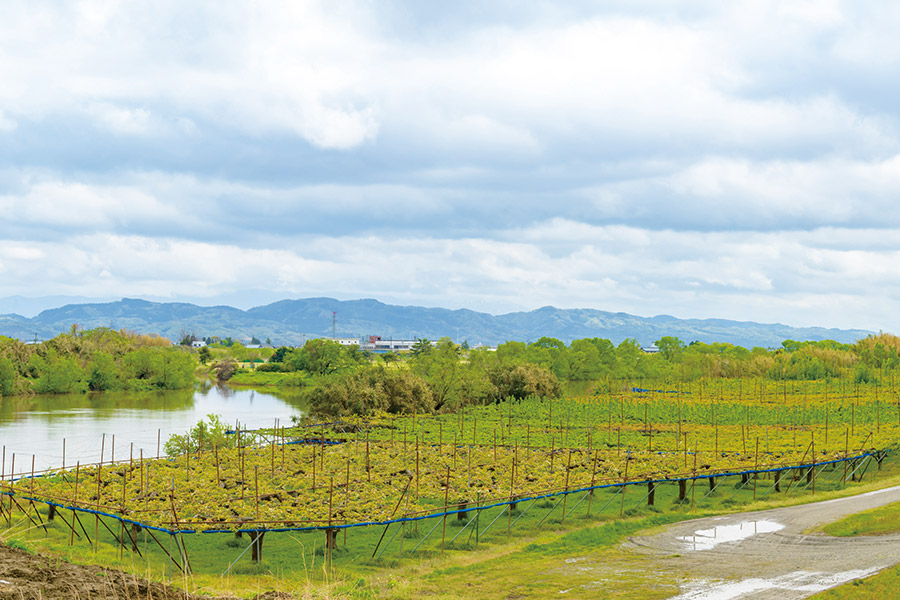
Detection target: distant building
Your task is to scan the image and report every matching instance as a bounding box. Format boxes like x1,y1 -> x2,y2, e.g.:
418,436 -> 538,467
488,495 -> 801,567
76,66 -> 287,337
641,344 -> 659,354
191,340 -> 207,348
361,335 -> 418,353
333,337 -> 361,347
472,343 -> 498,351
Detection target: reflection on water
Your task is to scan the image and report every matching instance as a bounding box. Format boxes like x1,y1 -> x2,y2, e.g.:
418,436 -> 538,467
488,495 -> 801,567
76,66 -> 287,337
677,519 -> 785,551
0,384 -> 306,476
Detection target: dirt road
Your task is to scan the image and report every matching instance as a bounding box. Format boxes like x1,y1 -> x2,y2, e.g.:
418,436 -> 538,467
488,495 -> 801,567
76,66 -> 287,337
626,485 -> 900,599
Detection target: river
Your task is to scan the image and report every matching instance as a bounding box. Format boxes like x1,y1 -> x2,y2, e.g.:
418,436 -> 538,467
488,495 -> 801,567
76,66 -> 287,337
0,382 -> 306,478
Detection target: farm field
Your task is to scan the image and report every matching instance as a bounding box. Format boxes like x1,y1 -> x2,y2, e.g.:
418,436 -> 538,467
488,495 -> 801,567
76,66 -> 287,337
1,377 -> 899,598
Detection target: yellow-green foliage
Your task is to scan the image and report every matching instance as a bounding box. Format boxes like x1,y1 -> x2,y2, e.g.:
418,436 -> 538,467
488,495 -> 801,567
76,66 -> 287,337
16,379 -> 893,533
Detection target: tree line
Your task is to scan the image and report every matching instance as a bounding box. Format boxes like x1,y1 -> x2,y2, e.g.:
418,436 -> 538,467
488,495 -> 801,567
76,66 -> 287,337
243,333 -> 900,417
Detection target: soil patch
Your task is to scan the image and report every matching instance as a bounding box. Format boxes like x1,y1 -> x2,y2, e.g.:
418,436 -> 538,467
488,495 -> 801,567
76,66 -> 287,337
0,543 -> 282,600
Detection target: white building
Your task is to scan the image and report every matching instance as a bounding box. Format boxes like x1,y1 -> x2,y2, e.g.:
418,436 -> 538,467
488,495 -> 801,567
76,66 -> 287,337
360,335 -> 418,353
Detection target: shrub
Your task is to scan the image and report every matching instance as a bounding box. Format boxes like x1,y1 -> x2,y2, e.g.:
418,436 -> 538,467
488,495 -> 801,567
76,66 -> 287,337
487,363 -> 561,401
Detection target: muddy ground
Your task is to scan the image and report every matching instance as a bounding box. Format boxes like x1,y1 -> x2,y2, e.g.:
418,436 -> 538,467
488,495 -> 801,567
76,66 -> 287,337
625,484 -> 900,599
0,543 -> 294,600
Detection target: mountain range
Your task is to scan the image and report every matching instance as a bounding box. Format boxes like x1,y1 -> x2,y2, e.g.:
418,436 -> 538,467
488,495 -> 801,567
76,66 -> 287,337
0,297 -> 874,349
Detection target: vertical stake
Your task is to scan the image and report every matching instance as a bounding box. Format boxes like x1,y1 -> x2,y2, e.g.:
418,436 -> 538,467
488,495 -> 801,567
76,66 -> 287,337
70,462 -> 80,546
442,466 -> 450,554
255,466 -> 260,521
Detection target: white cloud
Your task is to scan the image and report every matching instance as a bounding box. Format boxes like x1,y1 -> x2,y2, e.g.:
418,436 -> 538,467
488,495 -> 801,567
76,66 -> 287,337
0,178 -> 187,229
0,109 -> 15,131
1,1 -> 896,156
1,222 -> 899,332
84,103 -> 154,135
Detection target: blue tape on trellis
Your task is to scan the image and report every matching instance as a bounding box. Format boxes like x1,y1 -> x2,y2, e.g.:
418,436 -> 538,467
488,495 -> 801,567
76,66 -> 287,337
1,449 -> 885,537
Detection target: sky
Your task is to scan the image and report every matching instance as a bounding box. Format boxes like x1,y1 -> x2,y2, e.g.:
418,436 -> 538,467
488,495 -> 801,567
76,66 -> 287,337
1,1 -> 899,330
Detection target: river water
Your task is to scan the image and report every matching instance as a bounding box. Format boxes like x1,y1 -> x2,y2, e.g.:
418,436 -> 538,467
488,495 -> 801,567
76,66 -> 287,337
0,383 -> 306,478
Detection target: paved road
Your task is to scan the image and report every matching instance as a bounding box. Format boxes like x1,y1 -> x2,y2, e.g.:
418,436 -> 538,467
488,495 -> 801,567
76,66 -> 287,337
626,485 -> 900,599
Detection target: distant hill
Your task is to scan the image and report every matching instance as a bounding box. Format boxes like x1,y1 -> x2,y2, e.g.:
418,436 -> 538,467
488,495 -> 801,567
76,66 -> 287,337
0,297 -> 874,349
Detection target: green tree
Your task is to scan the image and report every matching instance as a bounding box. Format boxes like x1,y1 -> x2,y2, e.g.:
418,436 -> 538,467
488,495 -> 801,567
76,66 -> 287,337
495,341 -> 526,363
568,338 -> 608,380
34,354 -> 86,394
0,356 -> 15,397
411,338 -> 464,410
269,346 -> 291,364
411,338 -> 432,357
164,414 -> 249,455
87,351 -> 120,391
655,336 -> 686,361
287,339 -> 353,374
198,346 -> 212,364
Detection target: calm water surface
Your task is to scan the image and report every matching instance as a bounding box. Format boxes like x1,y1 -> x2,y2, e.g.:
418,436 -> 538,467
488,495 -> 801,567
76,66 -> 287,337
0,383 -> 305,477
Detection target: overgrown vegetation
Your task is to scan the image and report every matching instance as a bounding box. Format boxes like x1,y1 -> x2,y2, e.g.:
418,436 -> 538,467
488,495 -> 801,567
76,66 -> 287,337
0,327 -> 195,396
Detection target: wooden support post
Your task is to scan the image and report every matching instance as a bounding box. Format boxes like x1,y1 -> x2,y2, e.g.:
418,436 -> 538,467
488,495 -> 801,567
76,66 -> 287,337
255,466 -> 260,520
325,528 -> 338,550
561,451 -> 572,525
250,531 -> 265,563
647,480 -> 656,506
678,479 -> 687,502
753,437 -> 759,499
130,523 -> 142,552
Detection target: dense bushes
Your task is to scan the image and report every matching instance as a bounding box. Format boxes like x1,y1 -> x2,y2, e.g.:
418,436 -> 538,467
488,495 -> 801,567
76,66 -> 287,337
488,363 -> 561,401
0,328 -> 196,395
0,355 -> 17,397
308,367 -> 434,416
305,352 -> 560,417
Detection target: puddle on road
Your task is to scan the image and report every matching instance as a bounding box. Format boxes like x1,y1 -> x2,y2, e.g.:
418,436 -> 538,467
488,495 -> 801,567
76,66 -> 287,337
671,567 -> 883,599
677,519 -> 784,551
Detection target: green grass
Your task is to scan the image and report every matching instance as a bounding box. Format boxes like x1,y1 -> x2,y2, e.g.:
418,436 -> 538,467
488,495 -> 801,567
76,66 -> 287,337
822,500 -> 900,537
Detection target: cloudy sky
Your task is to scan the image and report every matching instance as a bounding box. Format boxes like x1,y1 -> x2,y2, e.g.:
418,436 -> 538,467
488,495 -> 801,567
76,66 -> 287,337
1,1 -> 899,331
